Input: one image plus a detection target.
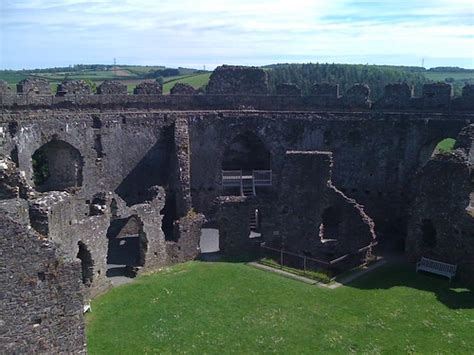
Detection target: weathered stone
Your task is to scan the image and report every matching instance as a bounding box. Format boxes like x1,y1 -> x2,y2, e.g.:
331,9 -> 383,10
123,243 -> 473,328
206,65 -> 269,95
375,83 -> 413,109
0,80 -> 11,95
170,83 -> 196,95
0,213 -> 85,353
17,77 -> 51,95
422,82 -> 452,108
343,84 -> 371,108
56,80 -> 92,96
462,84 -> 474,97
97,80 -> 127,95
406,126 -> 473,282
133,81 -> 162,95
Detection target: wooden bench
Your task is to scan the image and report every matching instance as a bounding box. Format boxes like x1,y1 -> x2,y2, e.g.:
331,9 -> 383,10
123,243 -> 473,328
416,257 -> 457,281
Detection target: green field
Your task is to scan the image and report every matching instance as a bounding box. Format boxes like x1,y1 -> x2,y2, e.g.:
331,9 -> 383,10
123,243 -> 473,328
423,71 -> 474,82
86,261 -> 474,354
162,73 -> 211,94
0,66 -> 211,94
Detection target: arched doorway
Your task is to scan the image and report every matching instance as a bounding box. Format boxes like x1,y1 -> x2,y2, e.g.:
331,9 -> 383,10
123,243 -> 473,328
32,140 -> 83,192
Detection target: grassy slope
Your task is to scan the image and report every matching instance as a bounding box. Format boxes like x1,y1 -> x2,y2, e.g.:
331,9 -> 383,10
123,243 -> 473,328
162,73 -> 211,93
86,262 -> 474,354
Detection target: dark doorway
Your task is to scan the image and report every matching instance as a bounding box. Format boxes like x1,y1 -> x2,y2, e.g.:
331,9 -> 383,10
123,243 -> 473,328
77,241 -> 93,286
421,219 -> 437,248
222,132 -> 271,171
320,206 -> 342,241
106,216 -> 147,278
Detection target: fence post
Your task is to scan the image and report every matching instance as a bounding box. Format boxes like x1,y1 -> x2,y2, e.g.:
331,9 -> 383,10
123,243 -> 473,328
280,249 -> 283,269
303,256 -> 307,275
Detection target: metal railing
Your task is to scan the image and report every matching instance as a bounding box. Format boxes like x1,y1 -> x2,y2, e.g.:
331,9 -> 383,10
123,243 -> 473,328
222,170 -> 272,187
222,170 -> 243,187
253,170 -> 272,186
259,241 -> 378,275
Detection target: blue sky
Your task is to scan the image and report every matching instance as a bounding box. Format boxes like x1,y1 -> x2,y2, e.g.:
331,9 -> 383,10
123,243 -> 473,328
0,0 -> 473,69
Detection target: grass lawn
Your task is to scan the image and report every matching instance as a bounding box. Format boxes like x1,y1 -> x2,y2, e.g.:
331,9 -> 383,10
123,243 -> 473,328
86,261 -> 474,354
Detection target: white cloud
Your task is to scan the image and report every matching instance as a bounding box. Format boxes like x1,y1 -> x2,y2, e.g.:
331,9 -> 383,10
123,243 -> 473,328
1,0 -> 472,69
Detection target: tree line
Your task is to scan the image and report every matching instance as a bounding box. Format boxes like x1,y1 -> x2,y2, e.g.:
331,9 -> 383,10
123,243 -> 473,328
265,63 -> 430,99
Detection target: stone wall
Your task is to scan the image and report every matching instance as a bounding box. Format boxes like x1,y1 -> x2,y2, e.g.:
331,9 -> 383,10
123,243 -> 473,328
0,213 -> 85,353
170,83 -> 197,95
271,151 -> 375,265
56,80 -> 92,97
16,78 -> 51,95
406,124 -> 474,281
206,65 -> 269,95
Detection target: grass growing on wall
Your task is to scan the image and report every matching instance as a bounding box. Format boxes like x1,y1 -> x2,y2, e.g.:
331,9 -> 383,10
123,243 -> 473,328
86,261 -> 474,354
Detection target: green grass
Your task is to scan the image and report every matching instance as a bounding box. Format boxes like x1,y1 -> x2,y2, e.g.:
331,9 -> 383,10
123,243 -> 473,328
434,138 -> 456,154
162,73 -> 211,94
86,261 -> 474,354
259,257 -> 332,283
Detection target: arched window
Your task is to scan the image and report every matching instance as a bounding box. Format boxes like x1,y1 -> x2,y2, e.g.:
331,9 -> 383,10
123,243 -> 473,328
32,140 -> 83,192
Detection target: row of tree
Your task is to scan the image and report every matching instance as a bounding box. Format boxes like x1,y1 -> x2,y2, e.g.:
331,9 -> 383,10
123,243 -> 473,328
265,63 -> 430,99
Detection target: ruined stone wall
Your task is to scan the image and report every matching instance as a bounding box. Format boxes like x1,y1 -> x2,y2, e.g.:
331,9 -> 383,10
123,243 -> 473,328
188,111 -> 470,247
2,78 -> 472,112
406,125 -> 474,281
0,213 -> 85,353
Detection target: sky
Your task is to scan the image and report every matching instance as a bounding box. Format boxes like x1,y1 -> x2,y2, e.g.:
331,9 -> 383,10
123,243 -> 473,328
0,0 -> 473,70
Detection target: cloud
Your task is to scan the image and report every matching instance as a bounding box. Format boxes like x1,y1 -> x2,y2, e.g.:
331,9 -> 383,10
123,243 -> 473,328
1,0 -> 473,69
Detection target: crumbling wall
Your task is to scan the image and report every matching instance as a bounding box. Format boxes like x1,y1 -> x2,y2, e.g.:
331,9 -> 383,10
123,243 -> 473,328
206,65 -> 269,95
56,80 -> 92,97
16,77 -> 51,95
170,83 -> 197,95
0,80 -> 11,95
271,151 -> 375,265
97,80 -> 127,95
0,213 -> 85,353
406,124 -> 474,281
133,81 -> 162,95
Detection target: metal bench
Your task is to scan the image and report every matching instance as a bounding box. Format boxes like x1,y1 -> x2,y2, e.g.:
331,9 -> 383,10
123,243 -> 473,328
416,257 -> 457,281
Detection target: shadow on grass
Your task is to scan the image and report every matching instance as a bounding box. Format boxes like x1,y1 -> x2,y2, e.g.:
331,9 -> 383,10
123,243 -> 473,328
347,262 -> 474,310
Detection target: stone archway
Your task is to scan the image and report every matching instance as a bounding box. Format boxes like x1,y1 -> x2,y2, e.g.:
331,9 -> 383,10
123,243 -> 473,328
32,140 -> 83,192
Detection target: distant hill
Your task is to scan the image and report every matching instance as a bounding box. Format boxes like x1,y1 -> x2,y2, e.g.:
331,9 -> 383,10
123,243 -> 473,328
0,65 -> 211,93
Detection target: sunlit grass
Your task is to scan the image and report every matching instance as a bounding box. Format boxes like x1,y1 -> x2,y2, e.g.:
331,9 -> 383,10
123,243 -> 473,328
86,261 -> 474,354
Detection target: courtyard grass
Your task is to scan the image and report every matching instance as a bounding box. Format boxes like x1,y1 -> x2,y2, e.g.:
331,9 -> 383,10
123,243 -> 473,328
86,261 -> 474,354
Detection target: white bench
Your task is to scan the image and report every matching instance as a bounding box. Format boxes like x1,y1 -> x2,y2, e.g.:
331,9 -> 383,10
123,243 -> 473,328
416,257 -> 457,281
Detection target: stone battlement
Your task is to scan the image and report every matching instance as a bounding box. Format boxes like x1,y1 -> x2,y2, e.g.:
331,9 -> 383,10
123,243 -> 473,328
0,87 -> 472,112
0,65 -> 473,112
